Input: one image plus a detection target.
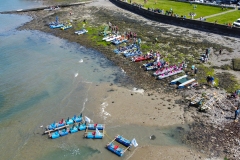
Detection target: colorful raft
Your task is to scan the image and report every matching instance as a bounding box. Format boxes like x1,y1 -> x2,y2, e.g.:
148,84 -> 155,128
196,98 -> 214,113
124,50 -> 142,57
113,44 -> 137,54
72,114 -> 83,123
69,125 -> 78,134
85,131 -> 104,139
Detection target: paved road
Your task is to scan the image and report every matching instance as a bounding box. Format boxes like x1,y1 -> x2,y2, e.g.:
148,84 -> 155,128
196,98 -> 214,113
203,7 -> 237,19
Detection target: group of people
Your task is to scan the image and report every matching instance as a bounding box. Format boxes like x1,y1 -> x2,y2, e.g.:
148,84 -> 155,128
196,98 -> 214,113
108,22 -> 119,33
200,48 -> 211,63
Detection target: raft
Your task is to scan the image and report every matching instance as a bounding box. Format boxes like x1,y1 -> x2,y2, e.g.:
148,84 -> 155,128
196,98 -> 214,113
157,69 -> 183,80
106,143 -> 125,157
65,117 -> 74,125
50,24 -> 64,29
75,29 -> 88,35
59,129 -> 69,136
115,135 -> 131,147
178,78 -> 196,89
87,124 -> 105,130
85,132 -> 104,139
50,131 -> 60,139
69,126 -> 78,134
78,123 -> 87,131
170,75 -> 188,85
72,114 -> 82,123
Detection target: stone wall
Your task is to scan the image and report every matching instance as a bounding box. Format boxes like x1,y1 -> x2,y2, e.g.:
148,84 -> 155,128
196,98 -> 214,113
110,0 -> 240,37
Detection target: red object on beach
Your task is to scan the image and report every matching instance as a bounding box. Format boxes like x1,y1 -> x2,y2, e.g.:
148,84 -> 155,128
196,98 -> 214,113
132,55 -> 153,62
114,145 -> 119,150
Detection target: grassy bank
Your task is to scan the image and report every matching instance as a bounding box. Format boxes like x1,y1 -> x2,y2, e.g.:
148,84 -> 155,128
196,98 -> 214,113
132,0 -> 231,19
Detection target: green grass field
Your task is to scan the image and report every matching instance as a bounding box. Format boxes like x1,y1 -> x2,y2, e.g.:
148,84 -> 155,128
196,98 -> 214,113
132,0 -> 233,19
206,10 -> 240,24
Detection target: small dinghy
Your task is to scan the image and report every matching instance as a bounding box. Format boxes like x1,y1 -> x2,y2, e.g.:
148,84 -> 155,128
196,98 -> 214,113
50,131 -> 60,139
69,125 -> 78,134
111,38 -> 127,45
153,66 -> 174,76
104,35 -> 121,42
85,128 -> 104,139
87,123 -> 105,130
59,128 -> 69,136
75,29 -> 88,35
115,135 -> 131,147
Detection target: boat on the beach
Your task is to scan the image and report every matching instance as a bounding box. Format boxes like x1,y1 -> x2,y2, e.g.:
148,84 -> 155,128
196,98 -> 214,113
106,142 -> 125,157
61,24 -> 72,30
111,38 -> 127,45
145,65 -> 158,71
75,29 -> 88,35
50,24 -> 64,29
131,54 -> 153,62
49,131 -> 60,139
153,66 -> 174,76
170,75 -> 188,85
87,123 -> 105,130
124,50 -> 142,57
157,69 -> 184,79
103,35 -> 121,42
178,78 -> 196,89
115,135 -> 132,147
113,44 -> 137,54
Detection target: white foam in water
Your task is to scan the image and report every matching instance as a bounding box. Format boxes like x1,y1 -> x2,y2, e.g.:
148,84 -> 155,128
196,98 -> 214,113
100,102 -> 111,120
131,87 -> 144,95
79,59 -> 83,63
74,73 -> 78,77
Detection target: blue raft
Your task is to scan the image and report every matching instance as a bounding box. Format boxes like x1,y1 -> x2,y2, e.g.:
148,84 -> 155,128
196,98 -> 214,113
72,114 -> 82,123
115,135 -> 131,147
87,124 -> 104,130
59,129 -> 69,136
106,143 -> 125,157
65,117 -> 74,125
50,131 -> 60,139
47,122 -> 57,130
69,126 -> 78,134
85,132 -> 104,139
50,24 -> 64,29
78,123 -> 87,131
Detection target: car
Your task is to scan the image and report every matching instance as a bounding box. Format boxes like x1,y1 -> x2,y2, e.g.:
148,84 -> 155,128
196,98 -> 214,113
233,18 -> 240,27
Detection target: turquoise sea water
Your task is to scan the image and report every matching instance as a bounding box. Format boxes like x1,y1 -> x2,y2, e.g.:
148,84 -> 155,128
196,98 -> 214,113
0,1 -> 188,160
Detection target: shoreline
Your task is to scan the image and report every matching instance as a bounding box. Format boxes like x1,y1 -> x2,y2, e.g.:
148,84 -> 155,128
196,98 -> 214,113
16,0 -> 240,159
